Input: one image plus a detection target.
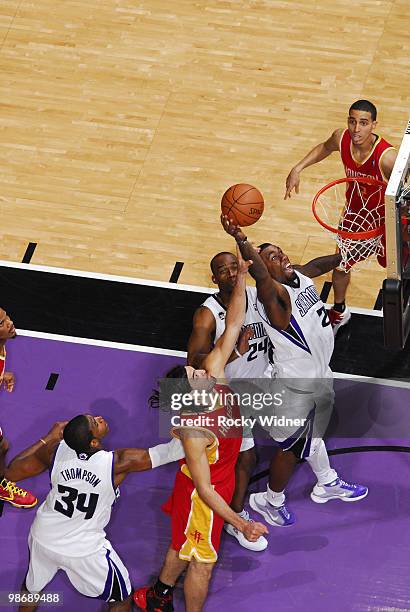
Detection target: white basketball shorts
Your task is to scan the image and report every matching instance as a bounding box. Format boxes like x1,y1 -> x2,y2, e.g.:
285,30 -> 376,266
26,535 -> 131,602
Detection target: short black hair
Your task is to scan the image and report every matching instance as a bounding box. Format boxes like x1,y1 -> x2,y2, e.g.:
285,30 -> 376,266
149,365 -> 192,411
63,415 -> 93,453
258,243 -> 273,252
210,252 -> 236,274
349,100 -> 377,121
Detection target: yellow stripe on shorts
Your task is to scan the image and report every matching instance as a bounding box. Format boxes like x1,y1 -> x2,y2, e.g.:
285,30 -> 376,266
179,488 -> 217,563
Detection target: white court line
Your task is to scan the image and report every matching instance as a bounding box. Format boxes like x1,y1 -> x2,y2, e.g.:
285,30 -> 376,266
0,260 -> 216,295
17,329 -> 187,358
0,260 -> 383,315
333,371 -> 410,389
18,329 -> 408,388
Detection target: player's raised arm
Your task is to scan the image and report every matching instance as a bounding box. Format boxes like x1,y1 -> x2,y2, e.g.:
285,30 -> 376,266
179,429 -> 268,542
5,421 -> 67,482
294,253 -> 342,278
203,247 -> 250,377
284,128 -> 342,200
187,306 -> 216,369
221,215 -> 291,330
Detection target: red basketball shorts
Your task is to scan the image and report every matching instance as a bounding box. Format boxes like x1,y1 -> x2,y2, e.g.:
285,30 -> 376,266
162,471 -> 235,563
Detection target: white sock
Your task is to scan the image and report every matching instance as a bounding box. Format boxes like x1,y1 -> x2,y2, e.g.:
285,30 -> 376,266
306,439 -> 338,485
266,485 -> 285,507
238,509 -> 248,519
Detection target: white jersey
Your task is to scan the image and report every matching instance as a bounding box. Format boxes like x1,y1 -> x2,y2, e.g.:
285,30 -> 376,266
202,286 -> 272,379
256,272 -> 334,382
30,441 -> 118,557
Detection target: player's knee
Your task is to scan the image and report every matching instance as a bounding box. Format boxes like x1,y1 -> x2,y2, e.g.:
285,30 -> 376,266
108,594 -> 132,611
190,557 -> 215,579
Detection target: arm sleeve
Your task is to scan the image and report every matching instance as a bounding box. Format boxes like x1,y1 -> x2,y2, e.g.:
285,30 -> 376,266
148,437 -> 185,468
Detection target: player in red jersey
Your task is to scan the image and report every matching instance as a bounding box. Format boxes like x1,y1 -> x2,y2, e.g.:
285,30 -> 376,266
0,307 -> 37,509
134,250 -> 270,612
284,100 -> 397,334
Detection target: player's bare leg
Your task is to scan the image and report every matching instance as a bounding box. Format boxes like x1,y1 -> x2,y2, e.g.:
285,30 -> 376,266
328,269 -> 352,334
269,448 -> 297,492
18,581 -> 37,612
230,448 -> 256,513
332,268 -> 350,304
108,595 -> 132,610
159,546 -> 188,585
184,557 -> 214,612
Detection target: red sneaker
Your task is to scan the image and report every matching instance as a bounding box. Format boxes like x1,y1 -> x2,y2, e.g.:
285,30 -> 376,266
0,478 -> 38,508
133,586 -> 174,611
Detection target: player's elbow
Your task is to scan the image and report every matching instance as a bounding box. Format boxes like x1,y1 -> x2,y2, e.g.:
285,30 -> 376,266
196,482 -> 213,503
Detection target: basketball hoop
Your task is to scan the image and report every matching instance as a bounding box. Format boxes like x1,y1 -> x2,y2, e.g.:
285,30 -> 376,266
312,176 -> 386,272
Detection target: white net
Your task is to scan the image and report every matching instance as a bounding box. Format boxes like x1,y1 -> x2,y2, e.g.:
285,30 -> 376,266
314,178 -> 386,272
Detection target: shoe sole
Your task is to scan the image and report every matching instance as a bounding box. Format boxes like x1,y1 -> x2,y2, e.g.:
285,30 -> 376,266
249,495 -> 294,527
0,498 -> 38,508
310,489 -> 368,504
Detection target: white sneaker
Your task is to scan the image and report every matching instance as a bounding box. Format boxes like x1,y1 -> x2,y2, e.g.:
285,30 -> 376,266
249,492 -> 295,527
327,306 -> 351,336
311,477 -> 368,504
224,510 -> 268,551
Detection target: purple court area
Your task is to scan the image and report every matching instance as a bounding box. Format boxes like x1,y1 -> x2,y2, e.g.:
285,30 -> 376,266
1,335 -> 410,611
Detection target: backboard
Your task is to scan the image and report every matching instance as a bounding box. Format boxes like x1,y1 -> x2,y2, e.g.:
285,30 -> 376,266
383,118 -> 410,349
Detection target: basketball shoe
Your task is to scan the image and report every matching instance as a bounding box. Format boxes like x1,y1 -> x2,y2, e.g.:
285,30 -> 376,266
327,306 -> 351,336
310,477 -> 368,503
133,587 -> 174,612
0,478 -> 37,508
249,492 -> 295,527
224,510 -> 268,551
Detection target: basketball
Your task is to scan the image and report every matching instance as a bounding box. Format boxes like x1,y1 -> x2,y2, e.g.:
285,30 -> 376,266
221,184 -> 264,227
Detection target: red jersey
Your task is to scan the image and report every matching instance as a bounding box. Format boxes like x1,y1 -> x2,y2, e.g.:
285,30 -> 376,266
163,384 -> 243,561
340,129 -> 394,213
175,383 -> 242,486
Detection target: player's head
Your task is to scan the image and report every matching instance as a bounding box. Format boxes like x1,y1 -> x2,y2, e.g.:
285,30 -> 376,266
0,308 -> 16,342
210,252 -> 238,293
258,243 -> 296,283
149,364 -> 216,411
347,100 -> 377,146
63,414 -> 109,454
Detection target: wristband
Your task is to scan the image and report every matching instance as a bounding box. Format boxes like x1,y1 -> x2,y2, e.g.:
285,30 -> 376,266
234,347 -> 242,358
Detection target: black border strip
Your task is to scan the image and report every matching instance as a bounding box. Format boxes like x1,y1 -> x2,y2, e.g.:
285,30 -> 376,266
320,281 -> 332,303
169,262 -> 184,283
22,242 -> 37,264
249,445 -> 410,484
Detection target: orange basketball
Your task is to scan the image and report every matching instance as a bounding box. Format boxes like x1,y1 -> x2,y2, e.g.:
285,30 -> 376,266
221,183 -> 264,227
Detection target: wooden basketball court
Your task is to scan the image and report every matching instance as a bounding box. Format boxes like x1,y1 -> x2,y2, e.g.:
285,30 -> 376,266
1,0 -> 409,306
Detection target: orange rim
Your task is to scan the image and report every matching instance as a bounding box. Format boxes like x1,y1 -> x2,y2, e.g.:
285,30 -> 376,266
312,177 -> 386,240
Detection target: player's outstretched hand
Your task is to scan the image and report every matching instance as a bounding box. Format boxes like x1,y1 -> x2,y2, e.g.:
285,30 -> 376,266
284,168 -> 300,199
242,520 -> 269,542
44,421 -> 69,443
236,326 -> 254,356
2,371 -> 15,392
220,214 -> 247,243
